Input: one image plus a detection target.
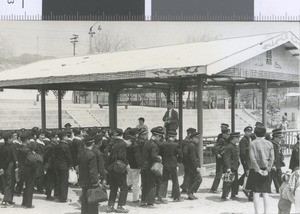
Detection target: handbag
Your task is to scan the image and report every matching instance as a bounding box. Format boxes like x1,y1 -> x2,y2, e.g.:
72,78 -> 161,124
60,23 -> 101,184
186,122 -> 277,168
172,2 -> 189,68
68,169 -> 78,185
87,185 -> 108,204
113,160 -> 127,173
151,162 -> 163,176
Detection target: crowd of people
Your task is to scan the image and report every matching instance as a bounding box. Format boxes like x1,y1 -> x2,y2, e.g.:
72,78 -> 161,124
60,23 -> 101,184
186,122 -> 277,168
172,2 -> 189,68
0,100 -> 299,214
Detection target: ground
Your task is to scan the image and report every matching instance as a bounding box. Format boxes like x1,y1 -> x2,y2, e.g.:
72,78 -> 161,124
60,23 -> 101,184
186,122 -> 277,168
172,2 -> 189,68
0,156 -> 296,214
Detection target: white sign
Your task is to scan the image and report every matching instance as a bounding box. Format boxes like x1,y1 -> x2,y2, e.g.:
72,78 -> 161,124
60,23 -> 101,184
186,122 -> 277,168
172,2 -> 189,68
0,0 -> 42,19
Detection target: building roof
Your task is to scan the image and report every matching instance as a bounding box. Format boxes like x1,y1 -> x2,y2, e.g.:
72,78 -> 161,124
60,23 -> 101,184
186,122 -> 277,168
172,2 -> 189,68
0,31 -> 298,89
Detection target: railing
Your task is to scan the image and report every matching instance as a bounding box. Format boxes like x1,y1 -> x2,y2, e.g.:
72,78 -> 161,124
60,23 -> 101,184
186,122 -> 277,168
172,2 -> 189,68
282,130 -> 300,154
87,109 -> 103,126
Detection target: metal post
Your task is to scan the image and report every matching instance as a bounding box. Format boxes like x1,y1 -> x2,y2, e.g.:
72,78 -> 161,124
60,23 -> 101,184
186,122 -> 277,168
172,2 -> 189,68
90,91 -> 94,108
196,76 -> 204,167
231,85 -> 236,132
262,80 -> 268,127
109,86 -> 118,130
166,87 -> 171,102
178,82 -> 183,143
41,89 -> 46,132
58,89 -> 62,130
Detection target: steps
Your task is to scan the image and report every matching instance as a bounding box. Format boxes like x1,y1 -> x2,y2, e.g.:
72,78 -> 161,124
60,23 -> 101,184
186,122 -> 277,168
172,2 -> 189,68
66,109 -> 102,127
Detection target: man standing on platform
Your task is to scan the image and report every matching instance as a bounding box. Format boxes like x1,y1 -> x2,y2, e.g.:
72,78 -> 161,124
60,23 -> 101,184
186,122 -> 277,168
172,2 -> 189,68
210,127 -> 230,193
162,100 -> 179,138
270,128 -> 285,193
217,123 -> 230,140
221,132 -> 240,200
136,117 -> 148,139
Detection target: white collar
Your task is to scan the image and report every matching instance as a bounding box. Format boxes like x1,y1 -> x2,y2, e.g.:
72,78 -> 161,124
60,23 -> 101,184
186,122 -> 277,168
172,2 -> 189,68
13,139 -> 22,145
74,136 -> 82,140
36,139 -> 45,146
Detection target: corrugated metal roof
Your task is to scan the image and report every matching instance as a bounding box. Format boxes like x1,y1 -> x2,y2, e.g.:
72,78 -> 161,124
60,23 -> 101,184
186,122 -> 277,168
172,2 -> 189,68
0,31 -> 298,87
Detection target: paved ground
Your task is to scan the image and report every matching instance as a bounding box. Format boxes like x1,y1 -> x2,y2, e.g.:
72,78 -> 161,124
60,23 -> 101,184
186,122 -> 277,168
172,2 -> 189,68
0,156 -> 297,214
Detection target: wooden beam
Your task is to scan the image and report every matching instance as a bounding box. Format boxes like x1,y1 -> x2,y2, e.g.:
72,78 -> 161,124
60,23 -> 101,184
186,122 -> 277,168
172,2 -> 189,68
262,80 -> 268,127
58,89 -> 62,130
196,75 -> 204,167
108,85 -> 118,130
178,82 -> 183,143
285,47 -> 298,51
231,85 -> 236,132
41,89 -> 46,131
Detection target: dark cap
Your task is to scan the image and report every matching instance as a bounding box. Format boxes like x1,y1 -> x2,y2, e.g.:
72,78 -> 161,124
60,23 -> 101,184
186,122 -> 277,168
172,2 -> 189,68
244,126 -> 253,132
113,128 -> 123,136
138,117 -> 145,122
221,128 -> 230,134
255,122 -> 264,127
48,131 -> 58,139
230,132 -> 240,138
190,132 -> 201,138
167,130 -> 177,137
2,130 -> 13,140
272,128 -> 283,137
83,136 -> 95,146
254,122 -> 266,137
186,128 -> 196,134
57,131 -> 68,140
19,131 -> 31,141
151,126 -> 164,136
64,123 -> 72,128
167,100 -> 174,105
221,123 -> 229,128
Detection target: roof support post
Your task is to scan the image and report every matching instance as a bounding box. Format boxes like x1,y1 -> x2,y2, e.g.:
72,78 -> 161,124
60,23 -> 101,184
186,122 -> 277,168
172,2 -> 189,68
41,88 -> 46,132
178,82 -> 183,143
262,80 -> 268,127
231,85 -> 236,132
196,75 -> 204,167
109,85 -> 118,130
166,87 -> 171,102
58,89 -> 62,130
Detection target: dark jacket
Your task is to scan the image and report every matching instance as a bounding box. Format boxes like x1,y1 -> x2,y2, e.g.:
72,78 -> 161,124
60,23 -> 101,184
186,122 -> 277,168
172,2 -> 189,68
213,136 -> 227,157
289,142 -> 299,171
105,138 -> 128,171
223,142 -> 240,171
239,136 -> 251,171
92,145 -> 107,180
0,142 -> 17,170
162,109 -> 179,130
272,141 -> 285,170
183,142 -> 200,171
79,148 -> 99,187
55,140 -> 73,170
72,137 -> 85,167
160,139 -> 182,168
44,141 -> 57,170
141,139 -> 161,169
126,139 -> 142,169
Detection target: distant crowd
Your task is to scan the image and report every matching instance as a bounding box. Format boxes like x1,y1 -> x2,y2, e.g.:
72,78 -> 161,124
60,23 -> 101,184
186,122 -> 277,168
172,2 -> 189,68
0,100 -> 299,214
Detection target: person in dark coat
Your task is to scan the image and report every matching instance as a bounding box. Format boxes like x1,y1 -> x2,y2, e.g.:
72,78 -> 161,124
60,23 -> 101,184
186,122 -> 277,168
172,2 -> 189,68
221,132 -> 240,200
270,128 -> 285,193
238,126 -> 253,199
140,126 -> 164,207
44,132 -> 59,200
92,134 -> 107,183
105,128 -> 129,213
35,131 -> 46,194
162,100 -> 179,138
21,133 -> 42,208
55,131 -> 73,202
0,131 -> 17,208
72,128 -> 84,169
180,128 -> 196,193
13,131 -> 25,196
217,123 -> 230,140
210,128 -> 230,193
159,130 -> 182,202
183,132 -> 202,200
289,134 -> 300,172
79,136 -> 100,214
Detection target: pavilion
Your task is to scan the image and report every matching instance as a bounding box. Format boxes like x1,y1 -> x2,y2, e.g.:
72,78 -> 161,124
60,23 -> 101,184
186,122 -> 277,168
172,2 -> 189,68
0,31 -> 298,166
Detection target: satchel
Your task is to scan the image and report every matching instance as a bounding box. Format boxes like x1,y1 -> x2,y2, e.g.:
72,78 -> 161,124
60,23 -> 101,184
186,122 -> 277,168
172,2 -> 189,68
151,162 -> 163,176
87,185 -> 108,204
113,160 -> 127,173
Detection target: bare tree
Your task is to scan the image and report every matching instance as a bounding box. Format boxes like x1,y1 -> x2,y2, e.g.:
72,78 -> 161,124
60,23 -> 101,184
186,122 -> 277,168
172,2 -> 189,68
185,31 -> 223,43
93,29 -> 135,53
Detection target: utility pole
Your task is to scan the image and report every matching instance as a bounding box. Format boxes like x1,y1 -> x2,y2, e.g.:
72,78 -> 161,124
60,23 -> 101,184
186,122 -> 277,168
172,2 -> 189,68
70,34 -> 79,56
88,22 -> 101,54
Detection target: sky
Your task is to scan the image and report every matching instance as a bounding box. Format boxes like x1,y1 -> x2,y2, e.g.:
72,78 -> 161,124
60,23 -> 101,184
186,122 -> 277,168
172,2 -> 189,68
0,21 -> 299,100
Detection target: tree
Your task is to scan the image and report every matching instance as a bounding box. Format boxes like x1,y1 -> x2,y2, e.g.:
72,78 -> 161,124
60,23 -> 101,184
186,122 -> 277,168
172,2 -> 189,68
93,29 -> 135,53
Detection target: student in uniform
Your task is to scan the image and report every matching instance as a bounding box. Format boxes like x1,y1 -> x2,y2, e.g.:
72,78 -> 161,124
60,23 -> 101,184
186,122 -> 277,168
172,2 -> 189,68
289,134 -> 300,172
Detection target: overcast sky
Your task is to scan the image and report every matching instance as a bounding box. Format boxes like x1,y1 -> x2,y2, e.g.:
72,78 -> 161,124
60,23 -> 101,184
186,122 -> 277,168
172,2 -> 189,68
0,21 -> 299,100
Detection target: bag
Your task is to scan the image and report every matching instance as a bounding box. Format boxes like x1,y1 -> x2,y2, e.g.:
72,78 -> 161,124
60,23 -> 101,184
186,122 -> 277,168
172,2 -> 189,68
113,160 -> 127,173
87,185 -> 108,204
151,162 -> 163,176
68,169 -> 78,185
25,152 -> 43,167
222,172 -> 235,183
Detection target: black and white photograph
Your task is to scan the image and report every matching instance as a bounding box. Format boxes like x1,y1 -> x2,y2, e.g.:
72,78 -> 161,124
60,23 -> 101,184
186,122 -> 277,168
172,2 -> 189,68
0,21 -> 299,214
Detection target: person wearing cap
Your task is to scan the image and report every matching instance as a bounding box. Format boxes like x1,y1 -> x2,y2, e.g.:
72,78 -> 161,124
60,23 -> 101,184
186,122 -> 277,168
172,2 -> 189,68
210,127 -> 230,193
221,132 -> 240,200
238,126 -> 253,198
35,131 -> 46,194
159,130 -> 182,202
92,134 -> 106,184
180,128 -> 196,193
124,128 -> 142,203
162,100 -> 179,139
55,131 -> 73,203
140,126 -> 164,206
217,123 -> 230,140
105,128 -> 129,213
44,131 -> 59,200
289,134 -> 300,172
71,128 -> 84,171
136,117 -> 148,139
270,128 -> 285,193
79,135 -> 100,214
247,122 -> 274,214
0,131 -> 18,208
183,131 -> 202,200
